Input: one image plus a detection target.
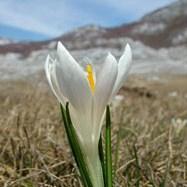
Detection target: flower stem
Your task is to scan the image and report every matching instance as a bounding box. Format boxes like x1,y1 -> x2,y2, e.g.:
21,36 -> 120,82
60,103 -> 93,187
99,135 -> 106,186
105,105 -> 113,187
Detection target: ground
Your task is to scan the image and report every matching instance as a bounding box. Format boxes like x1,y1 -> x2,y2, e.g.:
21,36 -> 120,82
0,75 -> 187,187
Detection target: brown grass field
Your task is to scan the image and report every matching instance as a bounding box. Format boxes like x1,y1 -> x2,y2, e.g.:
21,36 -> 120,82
0,75 -> 187,187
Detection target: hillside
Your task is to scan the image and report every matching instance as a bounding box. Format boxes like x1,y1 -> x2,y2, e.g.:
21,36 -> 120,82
0,0 -> 186,55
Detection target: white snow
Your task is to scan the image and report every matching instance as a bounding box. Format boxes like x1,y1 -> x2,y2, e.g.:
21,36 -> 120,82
132,22 -> 166,35
0,37 -> 13,45
0,38 -> 187,81
172,29 -> 187,45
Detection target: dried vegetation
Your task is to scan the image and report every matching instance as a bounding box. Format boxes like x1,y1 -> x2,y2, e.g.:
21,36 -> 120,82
0,76 -> 187,186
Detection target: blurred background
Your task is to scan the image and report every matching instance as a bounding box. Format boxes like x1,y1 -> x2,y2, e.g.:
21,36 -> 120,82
0,0 -> 187,78
0,0 -> 187,186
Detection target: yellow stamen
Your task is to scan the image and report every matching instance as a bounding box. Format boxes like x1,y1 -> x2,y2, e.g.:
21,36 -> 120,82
86,64 -> 95,93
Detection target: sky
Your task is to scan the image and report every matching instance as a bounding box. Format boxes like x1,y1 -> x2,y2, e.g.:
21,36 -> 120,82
0,0 -> 176,41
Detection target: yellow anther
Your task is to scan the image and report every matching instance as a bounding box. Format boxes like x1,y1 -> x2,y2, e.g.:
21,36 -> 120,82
86,64 -> 95,93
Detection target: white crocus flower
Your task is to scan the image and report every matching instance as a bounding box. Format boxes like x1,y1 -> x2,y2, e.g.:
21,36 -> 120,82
45,41 -> 132,187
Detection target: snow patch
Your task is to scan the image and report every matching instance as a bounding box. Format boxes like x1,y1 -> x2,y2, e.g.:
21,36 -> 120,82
172,29 -> 187,45
132,22 -> 166,35
0,38 -> 187,81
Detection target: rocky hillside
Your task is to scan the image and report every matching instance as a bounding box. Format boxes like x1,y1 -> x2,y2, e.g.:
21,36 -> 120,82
0,0 -> 186,55
116,0 -> 187,47
52,0 -> 187,50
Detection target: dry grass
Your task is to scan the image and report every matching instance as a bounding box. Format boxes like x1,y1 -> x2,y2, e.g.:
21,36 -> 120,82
0,76 -> 187,187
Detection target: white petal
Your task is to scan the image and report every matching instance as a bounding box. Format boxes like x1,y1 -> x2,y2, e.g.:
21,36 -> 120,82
56,42 -> 93,136
45,55 -> 66,105
92,52 -> 118,141
56,42 -> 92,111
112,43 -> 132,97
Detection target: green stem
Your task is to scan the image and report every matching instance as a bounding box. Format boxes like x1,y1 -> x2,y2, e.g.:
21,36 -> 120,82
99,135 -> 106,186
60,103 -> 93,187
105,105 -> 113,187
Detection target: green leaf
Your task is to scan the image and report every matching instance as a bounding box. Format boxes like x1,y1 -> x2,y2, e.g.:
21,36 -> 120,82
60,103 -> 93,187
99,135 -> 106,186
105,105 -> 113,187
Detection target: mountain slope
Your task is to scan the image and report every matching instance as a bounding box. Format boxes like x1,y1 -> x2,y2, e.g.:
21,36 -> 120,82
105,0 -> 187,48
0,0 -> 186,55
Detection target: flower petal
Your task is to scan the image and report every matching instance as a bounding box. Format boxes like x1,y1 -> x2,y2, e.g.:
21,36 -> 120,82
55,42 -> 94,141
112,43 -> 132,97
93,52 -> 118,141
45,55 -> 66,105
56,42 -> 92,112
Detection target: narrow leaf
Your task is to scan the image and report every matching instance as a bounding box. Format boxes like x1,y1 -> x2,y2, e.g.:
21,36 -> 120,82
60,103 -> 93,187
99,135 -> 106,186
105,105 -> 113,187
